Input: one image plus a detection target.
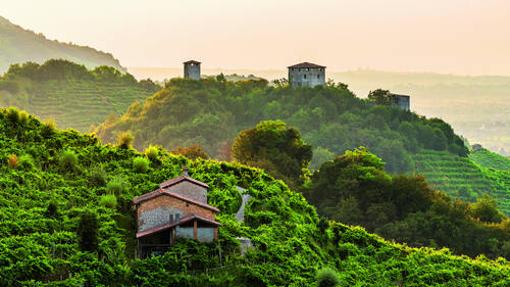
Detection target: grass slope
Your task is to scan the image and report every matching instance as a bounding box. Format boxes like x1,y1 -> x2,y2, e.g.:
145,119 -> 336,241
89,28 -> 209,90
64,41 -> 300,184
414,149 -> 510,214
1,109 -> 510,286
0,16 -> 124,73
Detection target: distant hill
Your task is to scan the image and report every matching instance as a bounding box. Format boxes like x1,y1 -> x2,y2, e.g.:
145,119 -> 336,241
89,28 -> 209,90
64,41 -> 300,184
0,59 -> 158,131
0,16 -> 124,73
1,108 -> 510,285
130,67 -> 510,155
94,77 -> 467,174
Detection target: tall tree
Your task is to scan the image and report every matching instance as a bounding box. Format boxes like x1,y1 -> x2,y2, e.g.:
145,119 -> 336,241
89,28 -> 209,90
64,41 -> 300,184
232,120 -> 312,187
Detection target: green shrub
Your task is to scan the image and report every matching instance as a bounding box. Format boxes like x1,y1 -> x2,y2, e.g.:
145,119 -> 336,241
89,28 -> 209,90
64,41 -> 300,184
59,150 -> 79,172
144,145 -> 160,162
7,154 -> 18,169
133,157 -> 150,173
6,107 -> 29,126
41,118 -> 57,137
99,194 -> 117,209
88,166 -> 107,187
116,131 -> 134,149
316,268 -> 340,287
18,154 -> 35,170
106,177 -> 130,196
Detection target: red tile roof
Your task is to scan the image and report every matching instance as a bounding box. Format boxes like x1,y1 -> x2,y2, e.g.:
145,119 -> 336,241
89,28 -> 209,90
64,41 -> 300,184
159,175 -> 209,189
136,214 -> 220,238
288,62 -> 326,69
132,188 -> 219,212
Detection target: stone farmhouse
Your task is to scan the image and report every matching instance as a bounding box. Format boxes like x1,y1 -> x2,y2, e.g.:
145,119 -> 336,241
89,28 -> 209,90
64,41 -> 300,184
132,169 -> 220,258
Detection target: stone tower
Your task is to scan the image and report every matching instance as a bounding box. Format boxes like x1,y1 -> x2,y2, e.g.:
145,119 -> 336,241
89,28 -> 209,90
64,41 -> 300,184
388,93 -> 411,111
288,62 -> 326,87
183,60 -> 201,80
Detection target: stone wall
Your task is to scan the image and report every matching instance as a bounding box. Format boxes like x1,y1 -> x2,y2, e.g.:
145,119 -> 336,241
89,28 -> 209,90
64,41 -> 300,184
138,206 -> 183,232
288,67 -> 325,87
136,194 -> 215,232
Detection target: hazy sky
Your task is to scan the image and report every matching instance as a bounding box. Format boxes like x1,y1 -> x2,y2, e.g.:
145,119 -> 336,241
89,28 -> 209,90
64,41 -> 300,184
2,0 -> 510,75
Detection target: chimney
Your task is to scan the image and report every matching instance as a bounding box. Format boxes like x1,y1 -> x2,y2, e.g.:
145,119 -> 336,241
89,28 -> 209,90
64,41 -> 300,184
182,166 -> 189,176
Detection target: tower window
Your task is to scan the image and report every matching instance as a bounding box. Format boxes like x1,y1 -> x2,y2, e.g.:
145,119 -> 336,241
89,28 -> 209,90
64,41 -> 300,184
317,74 -> 320,79
303,74 -> 307,79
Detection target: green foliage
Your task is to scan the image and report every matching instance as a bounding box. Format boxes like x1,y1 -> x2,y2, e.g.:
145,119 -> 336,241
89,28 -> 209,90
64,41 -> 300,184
172,144 -> 210,160
94,77 -> 468,174
316,268 -> 340,287
99,194 -> 118,209
18,154 -> 35,170
367,89 -> 391,105
307,147 -> 510,259
132,157 -> 150,173
77,211 -> 99,251
46,201 -> 58,218
415,149 -> 510,215
59,149 -> 79,172
470,195 -> 504,223
233,120 -> 312,187
144,145 -> 160,162
0,109 -> 509,285
106,177 -> 131,196
117,131 -> 134,149
0,59 -> 157,132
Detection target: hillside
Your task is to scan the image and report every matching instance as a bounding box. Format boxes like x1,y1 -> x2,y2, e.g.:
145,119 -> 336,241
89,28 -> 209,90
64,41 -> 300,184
0,16 -> 124,73
95,77 -> 467,174
129,68 -> 510,155
2,108 -> 510,286
0,59 -> 158,131
414,149 -> 510,214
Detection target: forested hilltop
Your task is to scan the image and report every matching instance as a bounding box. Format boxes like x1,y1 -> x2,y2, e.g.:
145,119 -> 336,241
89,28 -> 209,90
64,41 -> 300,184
0,59 -> 159,131
0,16 -> 124,73
95,77 -> 467,174
2,108 -> 510,286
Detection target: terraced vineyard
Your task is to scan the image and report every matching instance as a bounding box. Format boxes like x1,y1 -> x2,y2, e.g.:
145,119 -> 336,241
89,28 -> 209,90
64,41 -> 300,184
414,149 -> 510,214
25,80 -> 153,131
0,60 -> 157,132
470,148 -> 510,170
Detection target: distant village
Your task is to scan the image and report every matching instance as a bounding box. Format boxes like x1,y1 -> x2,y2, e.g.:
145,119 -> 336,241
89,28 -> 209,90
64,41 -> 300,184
183,60 -> 411,111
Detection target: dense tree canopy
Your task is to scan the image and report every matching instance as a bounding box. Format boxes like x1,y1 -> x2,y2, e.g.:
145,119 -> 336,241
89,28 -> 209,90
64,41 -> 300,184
232,120 -> 312,187
95,77 -> 468,173
306,147 -> 510,259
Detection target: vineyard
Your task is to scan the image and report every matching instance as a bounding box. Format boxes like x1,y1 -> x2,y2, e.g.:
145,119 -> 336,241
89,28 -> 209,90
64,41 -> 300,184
414,149 -> 510,214
26,80 -> 153,131
0,60 -> 157,132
